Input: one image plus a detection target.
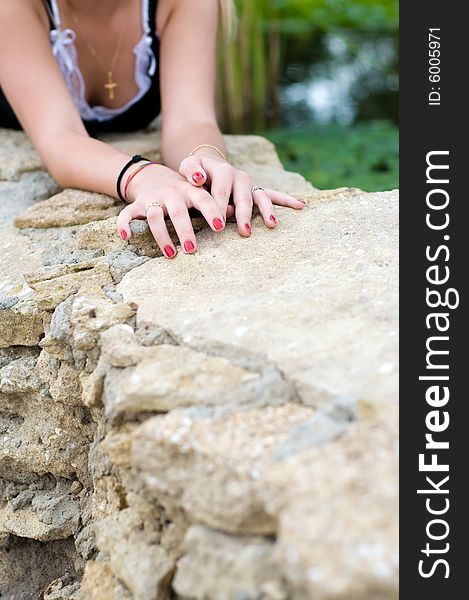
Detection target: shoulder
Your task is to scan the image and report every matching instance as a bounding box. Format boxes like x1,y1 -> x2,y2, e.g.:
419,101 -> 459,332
156,0 -> 219,36
0,0 -> 50,32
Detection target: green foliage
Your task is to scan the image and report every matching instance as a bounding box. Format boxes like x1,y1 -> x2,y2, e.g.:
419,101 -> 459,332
270,0 -> 399,32
264,120 -> 399,192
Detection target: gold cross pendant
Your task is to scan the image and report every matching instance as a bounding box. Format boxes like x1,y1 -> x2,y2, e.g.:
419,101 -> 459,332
104,71 -> 117,100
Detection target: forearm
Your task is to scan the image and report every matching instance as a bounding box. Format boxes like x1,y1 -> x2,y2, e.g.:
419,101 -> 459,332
161,118 -> 227,171
40,130 -> 132,198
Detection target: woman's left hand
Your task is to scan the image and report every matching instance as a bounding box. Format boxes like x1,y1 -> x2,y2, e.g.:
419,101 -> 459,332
179,153 -> 305,237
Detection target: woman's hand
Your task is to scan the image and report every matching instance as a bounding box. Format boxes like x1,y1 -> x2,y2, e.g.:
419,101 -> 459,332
178,152 -> 306,237
116,163 -> 228,258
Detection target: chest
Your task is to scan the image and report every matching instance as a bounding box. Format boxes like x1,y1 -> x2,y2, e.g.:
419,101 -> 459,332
47,0 -> 158,111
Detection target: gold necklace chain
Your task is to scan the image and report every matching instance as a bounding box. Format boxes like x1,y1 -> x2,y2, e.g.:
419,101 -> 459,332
66,0 -> 126,100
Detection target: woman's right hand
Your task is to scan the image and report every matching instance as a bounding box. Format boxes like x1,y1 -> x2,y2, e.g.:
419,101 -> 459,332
116,163 -> 228,258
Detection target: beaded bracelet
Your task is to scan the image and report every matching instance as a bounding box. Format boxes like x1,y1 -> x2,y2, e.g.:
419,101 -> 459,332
123,161 -> 160,203
116,155 -> 152,204
189,144 -> 228,161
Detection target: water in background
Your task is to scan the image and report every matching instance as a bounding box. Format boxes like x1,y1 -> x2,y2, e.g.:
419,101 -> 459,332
279,30 -> 398,126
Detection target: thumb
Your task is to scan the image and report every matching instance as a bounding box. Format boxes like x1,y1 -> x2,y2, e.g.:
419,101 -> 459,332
179,156 -> 207,187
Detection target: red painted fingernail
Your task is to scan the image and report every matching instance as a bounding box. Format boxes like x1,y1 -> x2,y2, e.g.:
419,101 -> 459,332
164,245 -> 175,258
245,223 -> 251,234
184,240 -> 195,252
120,230 -> 127,240
192,172 -> 205,184
213,218 -> 224,231
270,215 -> 277,224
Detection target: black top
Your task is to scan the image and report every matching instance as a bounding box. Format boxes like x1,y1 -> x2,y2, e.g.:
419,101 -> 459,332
0,0 -> 161,137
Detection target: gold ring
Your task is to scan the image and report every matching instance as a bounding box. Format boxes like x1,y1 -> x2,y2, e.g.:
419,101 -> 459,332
145,201 -> 163,215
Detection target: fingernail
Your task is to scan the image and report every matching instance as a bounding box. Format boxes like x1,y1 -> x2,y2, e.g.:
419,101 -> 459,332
213,218 -> 224,231
164,245 -> 175,258
269,215 -> 277,224
245,223 -> 251,234
120,230 -> 127,240
184,240 -> 195,252
192,172 -> 205,184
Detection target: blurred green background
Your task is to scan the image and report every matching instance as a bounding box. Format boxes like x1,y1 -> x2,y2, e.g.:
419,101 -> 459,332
217,0 -> 398,191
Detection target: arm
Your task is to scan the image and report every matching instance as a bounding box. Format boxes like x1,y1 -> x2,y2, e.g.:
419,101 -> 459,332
158,0 -> 227,170
157,0 -> 305,234
0,0 -> 130,196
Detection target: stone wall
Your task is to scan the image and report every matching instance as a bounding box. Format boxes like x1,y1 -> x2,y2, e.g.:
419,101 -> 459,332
0,127 -> 398,599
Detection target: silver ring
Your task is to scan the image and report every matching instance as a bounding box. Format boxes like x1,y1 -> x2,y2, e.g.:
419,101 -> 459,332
145,201 -> 163,215
251,186 -> 265,194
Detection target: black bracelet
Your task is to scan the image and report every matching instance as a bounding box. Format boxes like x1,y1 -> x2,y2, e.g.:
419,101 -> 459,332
116,155 -> 152,204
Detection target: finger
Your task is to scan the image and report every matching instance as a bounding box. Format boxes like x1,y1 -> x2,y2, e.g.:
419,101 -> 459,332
209,162 -> 234,218
233,174 -> 253,237
145,204 -> 177,259
265,189 -> 306,209
253,189 -> 278,228
179,156 -> 208,187
116,202 -> 142,240
226,205 -> 235,220
189,188 -> 225,232
166,200 -> 197,254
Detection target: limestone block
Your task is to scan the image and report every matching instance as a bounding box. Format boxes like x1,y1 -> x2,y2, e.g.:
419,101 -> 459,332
0,355 -> 43,393
94,509 -> 175,600
14,189 -> 122,229
0,479 -> 82,542
46,361 -> 84,406
260,420 -> 399,600
79,560 -> 132,600
0,535 -> 80,600
103,344 -> 269,421
107,248 -> 151,283
43,579 -> 81,600
0,355 -> 92,483
76,217 -> 129,254
117,190 -> 398,417
0,494 -> 80,542
172,524 -> 287,600
130,404 -> 314,535
69,283 -> 136,351
0,297 -> 44,348
25,258 -> 113,311
1,171 -> 58,318
99,324 -> 147,368
90,475 -> 128,522
0,129 -> 44,180
0,171 -> 60,224
99,423 -> 139,469
224,135 -> 284,169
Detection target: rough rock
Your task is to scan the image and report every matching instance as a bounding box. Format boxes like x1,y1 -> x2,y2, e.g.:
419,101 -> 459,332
14,188 -> 123,229
117,189 -> 398,417
93,508 -> 175,600
0,126 -> 398,599
0,129 -> 44,181
0,535 -> 81,599
79,560 -> 132,600
131,404 -> 315,535
173,524 -> 287,599
25,258 -> 113,311
0,296 -> 44,348
103,344 -> 296,422
263,420 -> 398,600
